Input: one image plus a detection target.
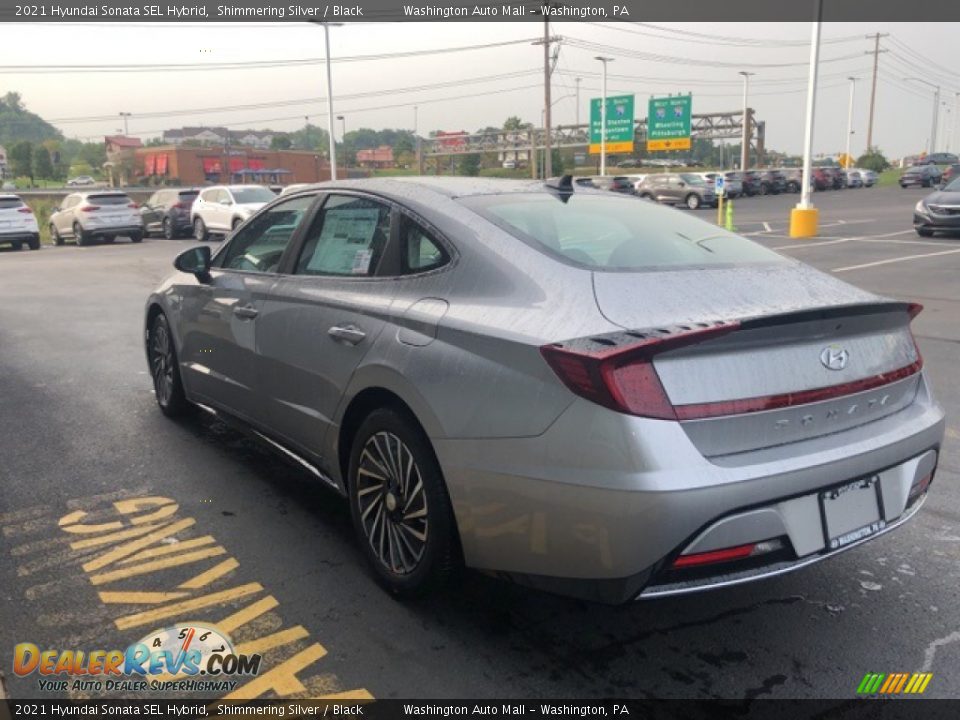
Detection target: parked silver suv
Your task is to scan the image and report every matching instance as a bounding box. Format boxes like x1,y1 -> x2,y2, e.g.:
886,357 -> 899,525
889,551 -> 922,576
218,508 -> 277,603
191,185 -> 276,241
49,191 -> 143,246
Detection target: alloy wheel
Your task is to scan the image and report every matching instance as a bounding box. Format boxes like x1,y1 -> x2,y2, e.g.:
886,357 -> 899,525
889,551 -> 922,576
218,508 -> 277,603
149,320 -> 175,407
355,431 -> 429,575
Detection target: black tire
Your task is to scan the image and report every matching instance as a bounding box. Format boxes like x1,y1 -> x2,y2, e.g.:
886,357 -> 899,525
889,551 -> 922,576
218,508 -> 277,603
787,182 -> 799,193
759,182 -> 770,196
147,313 -> 193,418
162,217 -> 175,240
28,235 -> 40,251
348,407 -> 460,597
73,222 -> 91,247
639,193 -> 654,201
916,227 -> 934,237
194,217 -> 209,242
50,225 -> 64,246
130,232 -> 143,244
685,193 -> 701,210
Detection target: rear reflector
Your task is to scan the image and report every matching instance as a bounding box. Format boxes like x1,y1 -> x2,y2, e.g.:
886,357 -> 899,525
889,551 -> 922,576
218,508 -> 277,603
17,207 -> 32,214
672,538 -> 784,569
79,205 -> 100,212
128,202 -> 139,209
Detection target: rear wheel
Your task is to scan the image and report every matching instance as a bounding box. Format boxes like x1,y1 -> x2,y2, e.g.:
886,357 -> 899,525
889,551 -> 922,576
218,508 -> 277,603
194,217 -> 209,242
348,407 -> 459,597
28,235 -> 40,251
685,193 -> 701,210
73,222 -> 91,247
148,313 -> 192,418
50,225 -> 64,246
130,232 -> 143,244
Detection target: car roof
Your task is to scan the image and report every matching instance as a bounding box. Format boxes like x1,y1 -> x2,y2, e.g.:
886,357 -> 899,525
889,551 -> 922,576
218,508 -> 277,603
279,176 -> 583,200
0,193 -> 22,200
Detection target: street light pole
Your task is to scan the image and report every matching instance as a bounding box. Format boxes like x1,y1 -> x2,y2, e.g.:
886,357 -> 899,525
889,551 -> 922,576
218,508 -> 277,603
322,22 -> 341,180
845,77 -> 858,166
575,77 -> 582,127
337,115 -> 346,141
905,78 -> 941,155
596,56 -> 613,176
739,71 -> 754,171
790,0 -> 823,238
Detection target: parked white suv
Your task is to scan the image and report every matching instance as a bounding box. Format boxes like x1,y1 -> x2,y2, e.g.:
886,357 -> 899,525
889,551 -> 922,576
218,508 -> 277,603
0,194 -> 40,250
191,185 -> 275,240
49,191 -> 143,246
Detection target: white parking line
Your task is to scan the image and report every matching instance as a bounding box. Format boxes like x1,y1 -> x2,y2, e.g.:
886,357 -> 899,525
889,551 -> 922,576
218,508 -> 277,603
763,222 -> 772,232
833,248 -> 960,272
773,238 -> 850,250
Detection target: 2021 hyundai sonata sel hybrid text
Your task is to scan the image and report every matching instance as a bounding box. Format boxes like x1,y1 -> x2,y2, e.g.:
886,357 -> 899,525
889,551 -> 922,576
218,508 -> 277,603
144,177 -> 944,603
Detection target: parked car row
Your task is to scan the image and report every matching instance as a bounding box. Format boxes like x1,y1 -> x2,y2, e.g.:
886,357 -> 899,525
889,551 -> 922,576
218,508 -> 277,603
0,193 -> 41,250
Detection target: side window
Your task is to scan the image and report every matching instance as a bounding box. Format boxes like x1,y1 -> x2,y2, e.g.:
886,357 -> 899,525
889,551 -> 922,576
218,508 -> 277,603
201,189 -> 218,203
295,195 -> 391,277
218,194 -> 315,274
63,195 -> 79,210
399,215 -> 449,274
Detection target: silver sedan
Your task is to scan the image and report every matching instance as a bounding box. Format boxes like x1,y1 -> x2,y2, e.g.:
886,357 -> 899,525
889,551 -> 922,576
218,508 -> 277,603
144,177 -> 944,603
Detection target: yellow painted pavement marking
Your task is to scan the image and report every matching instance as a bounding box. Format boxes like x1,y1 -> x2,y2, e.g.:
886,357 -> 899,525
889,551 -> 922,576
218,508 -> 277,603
70,523 -> 166,550
119,535 -> 217,564
233,625 -> 309,656
222,643 -> 328,699
90,546 -> 227,585
58,510 -> 123,534
179,557 -> 239,589
114,497 -> 179,525
216,595 -> 280,634
83,518 -> 195,572
99,591 -> 191,604
114,583 -> 264,631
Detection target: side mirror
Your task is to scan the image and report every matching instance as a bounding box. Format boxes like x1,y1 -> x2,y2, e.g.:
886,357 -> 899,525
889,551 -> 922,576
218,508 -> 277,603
174,245 -> 212,280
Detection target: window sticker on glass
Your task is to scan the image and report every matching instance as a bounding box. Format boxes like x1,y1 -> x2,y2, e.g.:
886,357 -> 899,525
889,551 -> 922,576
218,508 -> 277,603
306,207 -> 381,274
351,248 -> 373,275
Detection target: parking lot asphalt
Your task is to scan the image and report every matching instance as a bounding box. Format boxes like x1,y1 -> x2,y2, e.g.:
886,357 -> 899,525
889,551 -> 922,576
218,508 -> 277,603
0,184 -> 957,700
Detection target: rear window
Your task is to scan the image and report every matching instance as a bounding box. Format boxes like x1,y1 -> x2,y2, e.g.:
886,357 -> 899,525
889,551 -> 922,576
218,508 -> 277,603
178,191 -> 199,201
0,198 -> 24,209
88,194 -> 131,205
231,187 -> 276,204
461,193 -> 787,271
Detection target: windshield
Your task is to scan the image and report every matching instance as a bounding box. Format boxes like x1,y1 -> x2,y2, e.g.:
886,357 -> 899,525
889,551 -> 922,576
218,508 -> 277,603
461,193 -> 787,271
231,187 -> 276,204
0,198 -> 24,209
88,194 -> 131,205
944,178 -> 960,191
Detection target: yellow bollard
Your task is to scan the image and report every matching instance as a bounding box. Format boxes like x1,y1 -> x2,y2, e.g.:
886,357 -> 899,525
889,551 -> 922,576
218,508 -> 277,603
717,193 -> 724,226
724,198 -> 735,232
789,206 -> 819,238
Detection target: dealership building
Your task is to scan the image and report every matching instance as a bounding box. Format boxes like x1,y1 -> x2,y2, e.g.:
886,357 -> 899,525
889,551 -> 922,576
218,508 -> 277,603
133,146 -> 331,186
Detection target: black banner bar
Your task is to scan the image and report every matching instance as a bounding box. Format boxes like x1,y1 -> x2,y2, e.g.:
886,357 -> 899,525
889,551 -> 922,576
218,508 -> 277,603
3,0 -> 960,23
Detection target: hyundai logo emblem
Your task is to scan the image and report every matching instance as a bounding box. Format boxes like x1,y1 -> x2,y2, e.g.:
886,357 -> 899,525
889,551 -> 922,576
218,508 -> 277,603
820,345 -> 849,371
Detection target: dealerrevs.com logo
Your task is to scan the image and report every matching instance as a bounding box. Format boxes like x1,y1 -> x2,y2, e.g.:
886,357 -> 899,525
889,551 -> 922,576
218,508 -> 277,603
13,624 -> 262,693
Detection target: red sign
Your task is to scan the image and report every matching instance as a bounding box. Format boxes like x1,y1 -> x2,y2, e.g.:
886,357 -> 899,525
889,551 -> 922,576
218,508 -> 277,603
143,154 -> 156,175
436,131 -> 468,150
156,154 -> 169,175
202,158 -> 221,174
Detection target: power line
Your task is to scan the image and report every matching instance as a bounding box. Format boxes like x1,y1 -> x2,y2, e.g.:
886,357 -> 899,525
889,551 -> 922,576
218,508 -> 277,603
587,22 -> 864,48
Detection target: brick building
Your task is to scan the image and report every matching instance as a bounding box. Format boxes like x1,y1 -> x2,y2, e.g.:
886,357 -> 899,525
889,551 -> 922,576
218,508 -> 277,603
355,145 -> 395,169
134,146 -> 330,186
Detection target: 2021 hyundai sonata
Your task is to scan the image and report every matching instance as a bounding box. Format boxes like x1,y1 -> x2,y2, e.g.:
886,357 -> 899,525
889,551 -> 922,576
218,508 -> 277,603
144,177 -> 944,603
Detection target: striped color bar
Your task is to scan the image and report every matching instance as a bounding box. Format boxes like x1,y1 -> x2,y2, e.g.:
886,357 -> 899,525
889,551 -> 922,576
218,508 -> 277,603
857,672 -> 933,694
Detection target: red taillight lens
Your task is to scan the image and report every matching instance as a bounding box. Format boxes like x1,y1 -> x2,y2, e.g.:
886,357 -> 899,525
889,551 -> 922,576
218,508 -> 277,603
174,202 -> 190,209
17,207 -> 32,214
80,205 -> 100,212
540,323 -> 739,421
128,202 -> 139,209
672,543 -> 755,569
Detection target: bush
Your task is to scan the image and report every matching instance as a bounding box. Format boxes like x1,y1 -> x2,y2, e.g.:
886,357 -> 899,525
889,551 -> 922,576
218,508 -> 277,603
856,148 -> 890,173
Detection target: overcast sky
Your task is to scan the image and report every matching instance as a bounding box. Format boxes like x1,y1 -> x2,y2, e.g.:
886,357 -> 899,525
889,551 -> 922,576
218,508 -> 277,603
2,21 -> 958,159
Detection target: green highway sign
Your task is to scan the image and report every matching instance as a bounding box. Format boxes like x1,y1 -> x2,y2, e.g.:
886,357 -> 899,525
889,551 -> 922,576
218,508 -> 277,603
589,95 -> 635,154
647,95 -> 692,151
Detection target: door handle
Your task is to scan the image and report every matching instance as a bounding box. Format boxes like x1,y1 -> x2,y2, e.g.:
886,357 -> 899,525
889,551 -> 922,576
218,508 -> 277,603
328,324 -> 366,345
233,304 -> 259,320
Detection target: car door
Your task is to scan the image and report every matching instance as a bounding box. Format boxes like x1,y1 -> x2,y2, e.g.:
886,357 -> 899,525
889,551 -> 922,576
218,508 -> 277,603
176,193 -> 317,424
55,195 -> 78,233
141,191 -> 162,232
255,193 -> 398,467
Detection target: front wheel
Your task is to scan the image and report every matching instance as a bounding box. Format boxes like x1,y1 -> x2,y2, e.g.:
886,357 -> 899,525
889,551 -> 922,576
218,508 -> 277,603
349,407 -> 460,597
50,225 -> 64,246
685,193 -> 701,210
162,217 -> 175,240
916,227 -> 934,237
194,217 -> 209,242
130,232 -> 143,243
28,235 -> 40,250
73,222 -> 91,247
148,313 -> 193,417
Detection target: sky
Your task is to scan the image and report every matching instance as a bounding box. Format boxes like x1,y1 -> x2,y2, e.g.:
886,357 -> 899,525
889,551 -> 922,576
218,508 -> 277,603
1,21 -> 958,160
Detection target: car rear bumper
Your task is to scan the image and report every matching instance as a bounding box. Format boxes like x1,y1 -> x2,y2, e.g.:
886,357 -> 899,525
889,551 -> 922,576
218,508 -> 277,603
434,374 -> 944,603
82,224 -> 143,236
0,231 -> 39,242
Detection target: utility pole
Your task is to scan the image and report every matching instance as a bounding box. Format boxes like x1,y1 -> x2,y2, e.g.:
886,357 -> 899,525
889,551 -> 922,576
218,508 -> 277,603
575,77 -> 582,127
845,77 -> 858,165
596,57 -> 613,176
865,33 -> 888,151
739,71 -> 755,171
905,78 -> 940,155
320,22 -> 343,181
543,16 -> 552,178
119,112 -> 131,136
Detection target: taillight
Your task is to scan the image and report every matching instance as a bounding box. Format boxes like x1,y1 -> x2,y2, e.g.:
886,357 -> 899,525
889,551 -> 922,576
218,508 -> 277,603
80,205 -> 100,212
540,323 -> 740,421
174,202 -> 190,209
128,202 -> 139,209
17,207 -> 32,214
672,538 -> 784,569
